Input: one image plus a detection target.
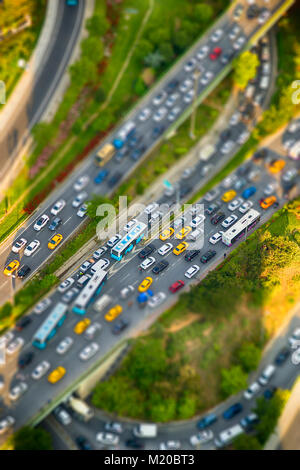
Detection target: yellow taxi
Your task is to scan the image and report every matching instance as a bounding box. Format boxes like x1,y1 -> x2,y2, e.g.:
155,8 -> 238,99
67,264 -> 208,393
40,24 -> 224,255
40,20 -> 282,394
260,195 -> 277,210
48,366 -> 66,384
221,190 -> 237,202
138,276 -> 153,293
175,226 -> 192,240
48,233 -> 63,250
74,318 -> 91,335
3,260 -> 20,277
269,159 -> 286,174
173,241 -> 189,255
159,227 -> 174,241
105,305 -> 123,322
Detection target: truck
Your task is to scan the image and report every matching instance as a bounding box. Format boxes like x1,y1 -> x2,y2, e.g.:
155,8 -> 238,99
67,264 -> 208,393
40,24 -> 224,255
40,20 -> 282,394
95,143 -> 115,167
68,396 -> 94,422
133,423 -> 157,438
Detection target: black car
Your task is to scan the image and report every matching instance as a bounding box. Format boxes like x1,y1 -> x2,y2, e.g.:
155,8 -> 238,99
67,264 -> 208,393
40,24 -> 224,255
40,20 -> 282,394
131,145 -> 146,161
138,243 -> 156,259
274,347 -> 290,366
237,163 -> 250,176
115,146 -> 128,162
125,439 -> 145,449
152,125 -> 165,138
15,316 -> 32,331
166,79 -> 179,93
49,217 -> 62,231
75,436 -> 92,450
112,318 -> 130,335
152,260 -> 169,275
205,203 -> 219,216
18,351 -> 34,369
247,4 -> 260,19
185,250 -> 200,262
220,129 -> 231,141
252,148 -> 268,162
128,135 -> 143,148
264,386 -> 277,400
211,212 -> 225,225
221,52 -> 234,65
108,172 -> 122,187
17,264 -> 31,279
200,250 -> 216,264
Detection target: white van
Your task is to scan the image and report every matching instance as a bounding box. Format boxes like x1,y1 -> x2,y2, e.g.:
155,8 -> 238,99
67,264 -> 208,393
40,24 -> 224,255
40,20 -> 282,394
90,258 -> 109,274
214,424 -> 243,448
93,294 -> 112,313
258,364 -> 276,386
188,229 -> 203,241
133,424 -> 157,438
199,144 -> 215,161
260,75 -> 269,90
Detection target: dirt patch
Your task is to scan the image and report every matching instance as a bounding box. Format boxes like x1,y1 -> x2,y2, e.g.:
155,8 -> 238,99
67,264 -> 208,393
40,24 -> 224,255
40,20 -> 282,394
167,312 -> 201,333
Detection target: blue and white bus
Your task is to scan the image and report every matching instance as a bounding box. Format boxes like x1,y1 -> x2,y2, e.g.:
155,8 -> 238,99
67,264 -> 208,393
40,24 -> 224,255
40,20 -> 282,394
32,302 -> 68,349
222,209 -> 261,246
111,221 -> 147,261
73,268 -> 108,315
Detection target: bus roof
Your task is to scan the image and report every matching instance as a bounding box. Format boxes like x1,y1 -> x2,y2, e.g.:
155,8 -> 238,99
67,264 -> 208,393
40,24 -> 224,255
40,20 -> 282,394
33,302 -> 68,343
73,268 -> 107,311
111,222 -> 147,255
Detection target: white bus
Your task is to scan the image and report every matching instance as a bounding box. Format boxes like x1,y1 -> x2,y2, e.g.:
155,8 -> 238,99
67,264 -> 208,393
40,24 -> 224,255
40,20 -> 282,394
222,209 -> 261,246
32,302 -> 68,349
72,268 -> 108,315
111,221 -> 147,261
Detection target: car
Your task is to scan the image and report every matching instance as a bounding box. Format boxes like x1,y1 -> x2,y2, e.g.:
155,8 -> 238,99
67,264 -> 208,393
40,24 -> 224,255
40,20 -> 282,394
58,277 -> 75,293
159,441 -> 181,450
138,243 -> 156,259
263,183 -> 277,196
223,402 -> 243,420
75,436 -> 92,450
288,327 -> 300,348
148,292 -> 167,308
105,305 -> 123,322
184,58 -> 197,72
220,140 -> 235,155
153,107 -> 167,122
152,260 -> 169,275
258,7 -> 270,24
77,204 -> 87,218
197,413 -> 218,430
234,178 -> 247,191
175,226 -> 192,240
209,232 -> 223,244
104,422 -> 123,434
72,191 -> 88,208
34,297 -> 52,315
205,203 -> 220,216
74,175 -> 89,191
168,106 -> 181,122
173,216 -> 187,228
152,125 -> 165,138
108,171 -> 122,186
244,382 -> 260,400
190,430 -> 214,446
139,257 -> 156,271
0,416 -> 15,435
209,46 -> 222,60
84,322 -> 102,341
200,250 -> 216,264
79,260 -> 94,275
185,250 -> 200,262
291,348 -> 300,365
159,227 -> 174,241
166,93 -> 180,108
221,51 -> 234,65
180,79 -> 193,93
79,342 -> 99,361
190,215 -> 205,229
15,317 -> 31,331
260,196 -> 278,210
9,382 -> 28,401
48,233 -> 63,250
263,386 -> 278,400
94,169 -> 109,184
222,214 -> 238,228
184,264 -> 200,279
253,92 -> 264,106
120,285 -> 134,299
93,247 -> 107,259
269,159 -> 286,174
229,112 -> 241,126
18,351 -> 34,369
169,280 -> 185,293
197,45 -> 209,60
144,202 -> 159,215
125,438 -> 145,449
96,432 -> 119,446
33,214 -> 49,231
74,318 -> 91,335
153,91 -> 167,106
204,188 -> 220,202
200,71 -> 213,86
107,234 -> 121,248
138,107 -> 151,121
240,413 -> 259,430
238,130 -> 250,145
173,242 -> 188,255
123,219 -> 137,232
51,199 -> 66,216
158,243 -> 173,256
229,23 -> 241,40
31,360 -> 51,380
242,186 -> 256,199
282,168 -> 298,183
17,264 -> 31,279
283,138 -> 296,151
12,238 -> 27,254
62,287 -> 80,304
211,212 -> 225,225
165,79 -> 179,93
211,28 -> 223,42
239,200 -> 253,214
138,277 -> 153,293
56,337 -> 74,355
48,366 -> 66,384
228,198 -> 243,211
24,240 -> 40,256
49,217 -> 62,231
150,210 -> 163,224
112,318 -> 130,335
274,347 -> 290,366
233,36 -> 246,50
54,406 -> 72,426
258,364 -> 276,386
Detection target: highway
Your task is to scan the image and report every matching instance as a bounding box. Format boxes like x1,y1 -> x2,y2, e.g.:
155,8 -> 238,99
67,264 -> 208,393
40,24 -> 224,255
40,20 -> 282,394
0,0 -> 289,304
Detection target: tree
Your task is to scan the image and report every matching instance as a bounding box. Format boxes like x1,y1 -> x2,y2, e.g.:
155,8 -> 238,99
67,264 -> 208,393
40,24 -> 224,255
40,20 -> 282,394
144,51 -> 165,69
238,342 -> 262,372
149,397 -> 177,422
86,195 -> 110,220
177,395 -> 197,419
87,14 -> 109,36
95,87 -> 106,103
70,57 -> 98,88
233,51 -> 260,90
11,427 -> 52,450
221,366 -> 248,397
194,4 -> 214,24
158,42 -> 175,64
147,27 -> 171,47
233,434 -> 262,450
135,39 -> 154,62
134,76 -> 147,97
254,389 -> 290,445
81,36 -> 104,60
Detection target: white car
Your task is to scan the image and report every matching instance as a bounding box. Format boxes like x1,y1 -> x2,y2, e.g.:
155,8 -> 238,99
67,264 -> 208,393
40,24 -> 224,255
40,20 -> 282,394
54,407 -> 72,426
184,58 -> 197,72
166,93 -> 179,107
33,214 -> 49,231
24,239 -> 40,257
34,298 -> 52,315
244,382 -> 260,400
9,382 -> 28,401
180,79 -> 193,93
238,130 -> 250,144
0,416 -> 15,435
228,197 -> 244,211
184,89 -> 195,104
104,422 -> 123,434
144,202 -> 159,215
220,140 -> 235,154
287,120 -> 300,133
96,432 -> 119,446
93,247 -> 107,259
140,257 -> 156,270
211,29 -> 223,42
84,322 -> 102,340
56,337 -> 74,355
153,91 -> 167,106
168,106 -> 181,121
51,199 -> 66,216
264,183 -> 276,196
222,214 -> 238,228
31,360 -> 51,380
282,138 -> 296,151
258,9 -> 270,24
239,200 -> 253,214
222,174 -> 238,188
291,348 -> 300,365
209,232 -> 223,244
184,265 -> 200,279
91,258 -> 110,271
200,71 -> 213,86
107,234 -> 121,248
58,277 -> 75,293
123,219 -> 137,232
79,343 -> 99,361
282,168 -> 298,183
153,107 -> 167,122
233,36 -> 246,50
6,338 -> 24,355
74,175 -> 90,192
204,188 -> 220,202
158,243 -> 173,256
77,204 -> 87,218
148,292 -> 167,308
190,215 -> 205,228
1,331 -> 14,345
138,108 -> 151,121
159,440 -> 181,450
190,430 -> 214,446
120,285 -> 134,299
229,24 -> 241,41
150,211 -> 163,224
197,45 -> 209,60
229,112 -> 241,126
72,192 -> 88,208
288,328 -> 300,348
12,238 -> 27,254
173,216 -> 187,228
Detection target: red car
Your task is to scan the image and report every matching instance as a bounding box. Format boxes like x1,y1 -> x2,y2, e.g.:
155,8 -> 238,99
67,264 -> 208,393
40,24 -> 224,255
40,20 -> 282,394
169,280 -> 185,293
209,47 -> 222,60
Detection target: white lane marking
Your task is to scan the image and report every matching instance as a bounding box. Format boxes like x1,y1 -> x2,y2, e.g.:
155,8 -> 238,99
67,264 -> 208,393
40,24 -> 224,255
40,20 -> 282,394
63,216 -> 72,225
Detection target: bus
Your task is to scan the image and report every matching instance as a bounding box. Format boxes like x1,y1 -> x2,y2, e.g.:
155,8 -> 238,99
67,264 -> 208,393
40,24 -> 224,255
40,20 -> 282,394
111,222 -> 147,261
32,303 -> 68,349
73,268 -> 108,315
95,143 -> 115,166
222,209 -> 260,246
